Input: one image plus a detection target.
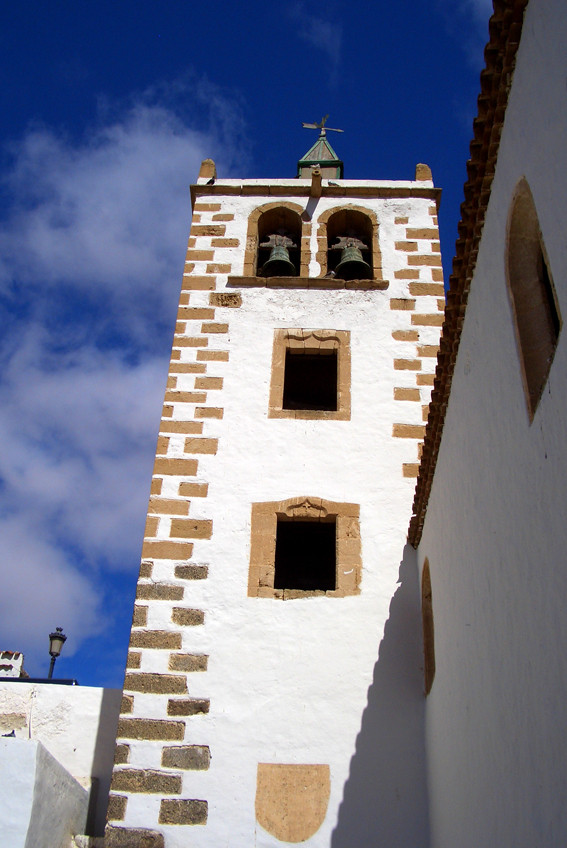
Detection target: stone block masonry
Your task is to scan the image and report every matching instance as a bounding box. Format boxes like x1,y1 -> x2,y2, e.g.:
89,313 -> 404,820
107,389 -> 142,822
107,171 -> 234,843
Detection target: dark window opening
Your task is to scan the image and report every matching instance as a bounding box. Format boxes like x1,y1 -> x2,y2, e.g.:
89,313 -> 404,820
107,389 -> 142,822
540,249 -> 560,340
274,520 -> 336,591
282,350 -> 338,411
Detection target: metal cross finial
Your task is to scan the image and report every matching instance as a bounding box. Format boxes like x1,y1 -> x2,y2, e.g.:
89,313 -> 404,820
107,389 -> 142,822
302,115 -> 344,137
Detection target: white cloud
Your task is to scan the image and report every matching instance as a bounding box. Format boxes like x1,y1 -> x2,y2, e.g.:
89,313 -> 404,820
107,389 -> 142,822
0,81 -> 248,681
438,0 -> 493,66
288,4 -> 342,86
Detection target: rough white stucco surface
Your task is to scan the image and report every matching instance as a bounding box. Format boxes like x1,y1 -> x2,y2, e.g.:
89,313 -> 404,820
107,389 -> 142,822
0,738 -> 88,848
0,682 -> 121,835
417,2 -> 567,846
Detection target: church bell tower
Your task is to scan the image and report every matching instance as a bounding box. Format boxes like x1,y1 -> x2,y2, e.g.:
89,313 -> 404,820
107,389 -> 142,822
106,130 -> 444,847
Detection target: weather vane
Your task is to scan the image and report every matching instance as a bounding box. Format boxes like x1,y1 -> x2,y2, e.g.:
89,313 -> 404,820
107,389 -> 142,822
302,115 -> 344,137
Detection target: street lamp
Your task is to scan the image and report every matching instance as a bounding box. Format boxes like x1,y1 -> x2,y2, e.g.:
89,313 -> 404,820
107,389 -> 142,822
47,627 -> 67,679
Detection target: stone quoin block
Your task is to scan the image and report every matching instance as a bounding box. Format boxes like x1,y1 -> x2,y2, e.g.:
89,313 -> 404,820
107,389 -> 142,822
162,392 -> 207,405
136,583 -> 184,601
159,421 -> 204,434
173,336 -> 209,347
209,292 -> 242,307
171,608 -> 205,626
126,651 -> 141,669
407,255 -> 443,267
405,227 -> 439,239
201,322 -> 229,333
140,541 -> 193,560
411,314 -> 444,326
190,224 -> 226,236
417,373 -> 436,385
153,458 -> 199,476
392,330 -> 419,342
129,630 -> 182,650
392,423 -> 427,438
394,359 -> 421,370
178,481 -> 209,497
117,718 -> 185,741
417,345 -> 441,357
185,250 -> 214,261
175,564 -> 209,580
390,298 -> 416,310
205,263 -> 231,274
409,282 -> 445,296
170,519 -> 213,539
197,349 -> 229,361
168,362 -> 207,373
168,653 -> 208,672
195,407 -> 224,418
105,825 -> 165,848
139,561 -> 153,578
121,695 -> 134,714
211,237 -> 240,247
111,769 -> 182,794
162,745 -> 210,770
114,744 -> 130,765
167,698 -> 210,716
106,794 -> 127,821
159,798 -> 208,825
193,202 -> 221,211
394,268 -> 420,279
148,498 -> 190,515
394,387 -> 421,401
123,673 -> 187,695
183,437 -> 218,454
132,605 -> 148,627
181,276 -> 216,291
195,376 -> 223,390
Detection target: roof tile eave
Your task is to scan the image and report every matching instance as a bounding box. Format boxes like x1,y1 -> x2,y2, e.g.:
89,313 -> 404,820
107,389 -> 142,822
408,0 -> 529,549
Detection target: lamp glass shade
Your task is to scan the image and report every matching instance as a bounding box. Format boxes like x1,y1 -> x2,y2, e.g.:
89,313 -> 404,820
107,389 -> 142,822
49,628 -> 67,658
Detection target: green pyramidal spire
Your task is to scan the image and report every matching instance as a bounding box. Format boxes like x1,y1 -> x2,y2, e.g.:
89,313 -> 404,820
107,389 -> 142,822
298,116 -> 344,178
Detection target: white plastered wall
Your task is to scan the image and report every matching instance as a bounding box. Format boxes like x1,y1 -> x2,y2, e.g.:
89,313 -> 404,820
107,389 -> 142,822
0,682 -> 121,835
417,2 -> 567,846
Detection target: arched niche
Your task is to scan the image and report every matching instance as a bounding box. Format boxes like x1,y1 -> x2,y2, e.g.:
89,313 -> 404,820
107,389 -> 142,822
421,558 -> 435,696
506,178 -> 561,419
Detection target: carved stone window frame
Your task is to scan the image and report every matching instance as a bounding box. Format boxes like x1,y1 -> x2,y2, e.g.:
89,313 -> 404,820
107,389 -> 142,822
268,329 -> 351,420
316,204 -> 384,280
243,201 -> 312,278
248,496 -> 361,599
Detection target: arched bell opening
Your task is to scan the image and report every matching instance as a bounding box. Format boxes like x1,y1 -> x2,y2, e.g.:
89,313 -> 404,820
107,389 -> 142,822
327,209 -> 373,280
257,208 -> 302,277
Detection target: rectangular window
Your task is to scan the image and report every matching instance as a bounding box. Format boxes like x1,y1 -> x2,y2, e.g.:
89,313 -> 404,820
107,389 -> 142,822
282,350 -> 338,411
274,519 -> 336,591
248,497 -> 361,599
269,329 -> 350,420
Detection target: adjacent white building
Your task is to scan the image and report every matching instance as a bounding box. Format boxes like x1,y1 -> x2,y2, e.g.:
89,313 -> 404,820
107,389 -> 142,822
411,0 -> 567,845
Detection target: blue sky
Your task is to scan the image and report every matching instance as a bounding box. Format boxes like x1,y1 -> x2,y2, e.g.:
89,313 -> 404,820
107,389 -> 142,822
0,0 -> 491,687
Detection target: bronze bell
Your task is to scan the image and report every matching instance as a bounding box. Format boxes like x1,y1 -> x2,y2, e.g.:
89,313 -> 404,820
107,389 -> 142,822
333,236 -> 372,281
260,233 -> 297,277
